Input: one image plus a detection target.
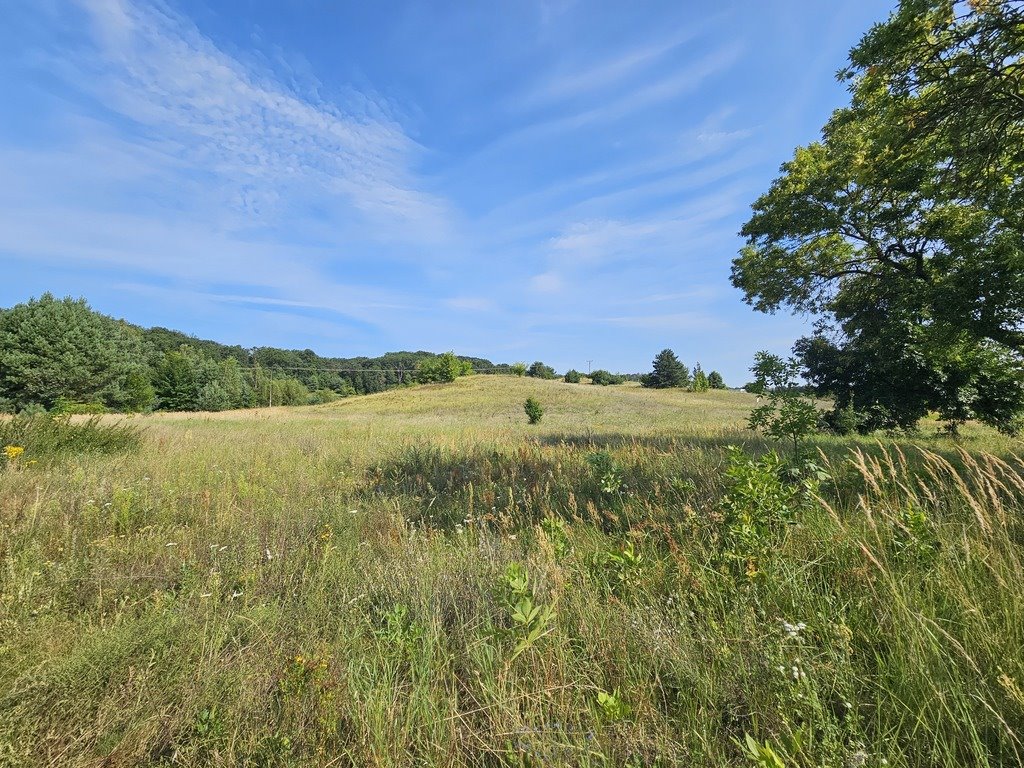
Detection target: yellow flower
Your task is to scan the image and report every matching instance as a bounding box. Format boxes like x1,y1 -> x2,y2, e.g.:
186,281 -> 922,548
3,445 -> 24,461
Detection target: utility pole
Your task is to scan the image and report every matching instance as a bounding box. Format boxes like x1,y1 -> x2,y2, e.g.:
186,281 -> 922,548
587,360 -> 593,374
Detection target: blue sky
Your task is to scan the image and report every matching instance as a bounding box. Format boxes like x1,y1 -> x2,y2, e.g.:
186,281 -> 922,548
1,0 -> 894,382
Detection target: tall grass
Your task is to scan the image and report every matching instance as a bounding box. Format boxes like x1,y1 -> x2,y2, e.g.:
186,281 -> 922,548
0,414 -> 142,460
0,379 -> 1021,766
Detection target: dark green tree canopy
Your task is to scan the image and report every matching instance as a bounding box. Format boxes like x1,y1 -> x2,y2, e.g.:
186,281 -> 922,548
526,361 -> 556,379
589,370 -> 623,386
641,349 -> 690,389
0,294 -> 151,412
732,0 -> 1024,433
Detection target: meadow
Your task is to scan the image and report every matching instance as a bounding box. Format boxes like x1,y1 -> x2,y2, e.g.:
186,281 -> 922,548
1,376 -> 1023,767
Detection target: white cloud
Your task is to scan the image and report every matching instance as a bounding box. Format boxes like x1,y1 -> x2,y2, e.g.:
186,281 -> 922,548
520,26 -> 706,108
70,0 -> 452,240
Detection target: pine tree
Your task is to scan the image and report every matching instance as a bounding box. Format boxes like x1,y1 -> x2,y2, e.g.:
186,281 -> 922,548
0,294 -> 149,411
642,349 -> 690,388
691,363 -> 709,392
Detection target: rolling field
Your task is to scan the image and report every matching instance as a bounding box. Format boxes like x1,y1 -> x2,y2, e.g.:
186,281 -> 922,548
1,376 -> 1023,766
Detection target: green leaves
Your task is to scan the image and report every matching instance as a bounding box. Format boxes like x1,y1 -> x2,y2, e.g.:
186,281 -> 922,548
746,352 -> 820,455
502,563 -> 556,662
414,351 -> 474,384
0,294 -> 151,412
733,0 -> 1024,434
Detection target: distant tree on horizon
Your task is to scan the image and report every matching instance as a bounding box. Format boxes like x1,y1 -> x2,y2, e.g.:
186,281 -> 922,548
691,364 -> 710,393
527,361 -> 557,379
641,349 -> 690,389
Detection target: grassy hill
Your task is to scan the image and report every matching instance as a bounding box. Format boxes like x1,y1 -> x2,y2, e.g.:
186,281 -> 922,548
1,377 -> 1022,766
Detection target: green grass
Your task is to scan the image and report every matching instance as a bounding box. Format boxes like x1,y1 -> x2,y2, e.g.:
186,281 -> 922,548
1,376 -> 1022,766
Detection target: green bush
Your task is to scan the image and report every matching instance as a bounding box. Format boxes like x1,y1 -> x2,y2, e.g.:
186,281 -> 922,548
523,397 -> 543,424
415,352 -> 475,384
307,389 -> 339,405
707,371 -> 726,389
589,370 -> 623,386
526,362 -> 556,379
563,369 -> 582,383
691,363 -> 709,392
747,352 -> 821,455
510,362 -> 527,377
718,446 -> 805,576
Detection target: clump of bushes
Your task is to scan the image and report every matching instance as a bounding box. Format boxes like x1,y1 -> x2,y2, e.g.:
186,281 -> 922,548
563,369 -> 582,384
415,352 -> 474,384
526,362 -> 556,379
589,370 -> 623,386
524,397 -> 544,424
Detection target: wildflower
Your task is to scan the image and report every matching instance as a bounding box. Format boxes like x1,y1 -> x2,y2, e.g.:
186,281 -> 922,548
265,548 -> 273,561
780,619 -> 807,640
3,445 -> 24,462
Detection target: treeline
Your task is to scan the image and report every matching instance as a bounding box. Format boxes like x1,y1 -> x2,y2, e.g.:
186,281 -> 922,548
0,295 -> 502,413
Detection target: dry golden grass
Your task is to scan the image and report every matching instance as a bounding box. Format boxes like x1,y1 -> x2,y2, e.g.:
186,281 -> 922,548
1,376 -> 1022,767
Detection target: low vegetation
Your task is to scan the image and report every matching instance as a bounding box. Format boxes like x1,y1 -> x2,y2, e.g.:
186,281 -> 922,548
2,376 -> 1022,766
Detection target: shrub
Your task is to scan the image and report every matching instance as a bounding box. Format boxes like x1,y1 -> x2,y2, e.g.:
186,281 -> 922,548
718,446 -> 804,576
589,370 -> 623,386
563,369 -> 582,384
307,389 -> 339,405
415,352 -> 474,384
691,363 -> 709,392
526,362 -> 556,379
523,397 -> 543,424
821,401 -> 864,435
747,352 -> 820,455
708,371 -> 726,389
510,362 -> 527,377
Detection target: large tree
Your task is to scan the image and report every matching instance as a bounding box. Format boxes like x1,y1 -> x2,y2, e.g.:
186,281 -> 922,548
0,294 -> 152,412
642,349 -> 690,389
732,0 -> 1024,433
